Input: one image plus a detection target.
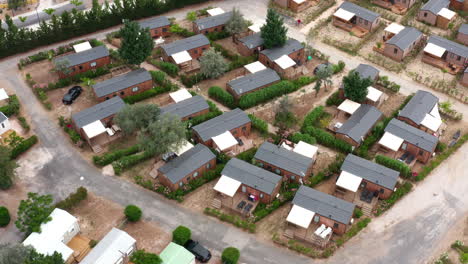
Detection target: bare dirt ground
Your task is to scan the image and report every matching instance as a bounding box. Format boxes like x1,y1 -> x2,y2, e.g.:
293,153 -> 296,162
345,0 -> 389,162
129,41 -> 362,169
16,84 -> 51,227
123,220 -> 172,253
406,16 -> 467,39
255,204 -> 290,241
214,38 -> 241,56
405,51 -> 458,84
311,150 -> 337,175
0,182 -> 27,230
439,119 -> 468,145
181,181 -> 217,212
47,85 -> 99,118
318,21 -> 362,45
314,174 -> 338,195
22,60 -> 58,84
378,91 -> 406,117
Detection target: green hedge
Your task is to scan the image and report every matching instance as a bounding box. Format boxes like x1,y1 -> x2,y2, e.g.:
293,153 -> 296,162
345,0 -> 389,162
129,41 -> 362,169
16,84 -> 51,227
17,116 -> 30,132
48,67 -> 110,90
55,187 -> 88,210
0,206 -> 10,227
290,133 -> 317,145
123,86 -> 171,104
375,182 -> 413,215
336,218 -> 371,247
207,31 -> 230,41
204,208 -> 256,233
180,73 -> 206,88
93,145 -> 140,166
248,114 -> 268,134
149,60 -> 179,77
10,135 -> 38,159
222,247 -> 240,264
238,80 -> 298,109
375,155 -> 412,178
301,106 -> 324,131
208,86 -> 235,108
112,151 -> 153,175
325,91 -> 344,106
303,126 -> 352,153
236,148 -> 257,163
172,225 -> 191,245
308,155 -> 344,187
124,205 -> 142,222
0,95 -> 20,117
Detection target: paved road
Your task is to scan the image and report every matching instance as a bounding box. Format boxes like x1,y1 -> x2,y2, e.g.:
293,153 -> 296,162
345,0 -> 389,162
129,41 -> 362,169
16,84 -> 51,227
1,1 -> 468,263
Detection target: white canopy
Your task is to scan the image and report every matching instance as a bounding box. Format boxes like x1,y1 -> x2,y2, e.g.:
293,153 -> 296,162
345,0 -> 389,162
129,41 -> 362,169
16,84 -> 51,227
424,43 -> 446,58
274,55 -> 296,70
438,8 -> 456,20
172,50 -> 192,64
421,113 -> 442,132
336,171 -> 362,192
379,132 -> 404,151
207,7 -> 225,16
384,23 -> 405,35
248,23 -> 263,33
281,142 -> 293,151
334,8 -> 355,21
214,175 -> 241,197
366,86 -> 383,102
244,61 -> 267,74
293,141 -> 318,159
0,88 -> 9,101
174,140 -> 194,156
83,120 -> 106,139
73,41 -> 92,53
430,104 -> 441,120
212,131 -> 238,151
286,205 -> 315,229
293,0 -> 306,3
154,37 -> 165,45
170,88 -> 192,103
338,99 -> 361,115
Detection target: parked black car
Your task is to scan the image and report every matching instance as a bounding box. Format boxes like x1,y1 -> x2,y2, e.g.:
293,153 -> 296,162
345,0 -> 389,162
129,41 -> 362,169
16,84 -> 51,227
313,62 -> 332,75
62,86 -> 83,105
184,239 -> 211,263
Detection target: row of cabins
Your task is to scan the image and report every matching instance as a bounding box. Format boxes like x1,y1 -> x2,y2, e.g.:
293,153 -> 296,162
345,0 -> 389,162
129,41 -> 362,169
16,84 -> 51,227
273,0 -> 315,12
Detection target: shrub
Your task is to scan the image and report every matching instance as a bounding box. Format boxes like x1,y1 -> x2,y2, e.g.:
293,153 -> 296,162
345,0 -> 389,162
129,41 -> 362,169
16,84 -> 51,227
353,208 -> 363,219
238,81 -> 298,109
172,225 -> 191,245
17,116 -> 30,132
290,133 -> 316,145
130,249 -> 162,264
150,70 -> 166,84
169,24 -> 196,37
89,240 -> 98,248
332,60 -> 346,74
149,60 -> 179,77
55,187 -> 88,210
301,106 -> 324,131
248,114 -> 268,134
0,95 -> 20,117
93,145 -> 140,166
236,148 -> 257,163
208,86 -> 235,108
207,30 -> 230,41
10,135 -> 38,159
0,206 -> 10,227
125,205 -> 142,222
123,86 -> 171,104
325,91 -> 344,106
180,73 -> 206,88
222,247 -> 240,264
303,126 -> 352,153
112,151 -> 153,175
375,155 -> 411,178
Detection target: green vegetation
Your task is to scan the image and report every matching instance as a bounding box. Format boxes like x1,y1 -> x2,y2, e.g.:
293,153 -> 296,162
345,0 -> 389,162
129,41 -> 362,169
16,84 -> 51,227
301,106 -> 324,131
55,187 -> 88,210
149,60 -> 179,77
0,146 -> 17,190
200,48 -> 229,79
303,126 -> 352,153
375,155 -> 412,178
375,182 -> 413,216
204,208 -> 256,233
222,247 -> 241,264
343,71 -> 372,103
261,8 -> 288,48
172,226 -> 191,245
10,135 -> 38,159
0,95 -> 20,117
248,114 -> 269,134
124,205 -> 143,222
208,86 -> 235,108
0,206 -> 10,227
93,145 -> 140,166
336,218 -> 371,247
15,192 -> 54,235
130,249 -> 162,264
119,20 -> 154,65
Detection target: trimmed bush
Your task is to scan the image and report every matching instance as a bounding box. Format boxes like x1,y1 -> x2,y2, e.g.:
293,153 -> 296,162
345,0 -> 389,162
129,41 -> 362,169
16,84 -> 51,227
353,208 -> 363,219
55,187 -> 88,210
248,114 -> 268,134
93,145 -> 140,166
17,116 -> 30,132
301,106 -> 324,131
222,247 -> 240,264
0,206 -> 10,227
290,133 -> 316,145
10,135 -> 38,159
325,91 -> 344,106
172,225 -> 191,245
0,95 -> 20,117
238,81 -> 298,109
180,73 -> 206,88
332,60 -> 346,74
375,155 -> 411,178
125,205 -> 142,222
303,126 -> 352,153
236,148 -> 257,163
208,86 -> 235,108
150,60 -> 179,77
207,30 -> 230,41
123,87 -> 171,104
112,151 -> 153,175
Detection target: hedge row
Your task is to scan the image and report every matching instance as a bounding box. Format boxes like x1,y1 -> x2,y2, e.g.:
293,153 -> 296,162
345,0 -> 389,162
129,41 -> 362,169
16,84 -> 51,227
375,155 -> 412,178
238,81 -> 296,109
10,135 -> 38,159
180,73 -> 206,88
301,106 -> 324,131
123,86 -> 172,104
248,114 -> 269,134
55,187 -> 88,210
208,86 -> 235,108
236,148 -> 257,163
149,59 -> 179,77
325,91 -> 344,106
47,67 -> 110,90
252,191 -> 296,222
290,133 -> 317,145
303,126 -> 353,153
112,151 -> 153,175
375,182 -> 413,215
93,145 -> 140,166
0,95 -> 20,117
204,207 -> 256,233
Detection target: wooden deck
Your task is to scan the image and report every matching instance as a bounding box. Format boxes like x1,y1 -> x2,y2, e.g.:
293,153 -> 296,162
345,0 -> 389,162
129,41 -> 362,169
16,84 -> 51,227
422,55 -> 462,74
217,191 -> 259,217
335,187 -> 377,217
284,222 -> 332,248
67,234 -> 91,263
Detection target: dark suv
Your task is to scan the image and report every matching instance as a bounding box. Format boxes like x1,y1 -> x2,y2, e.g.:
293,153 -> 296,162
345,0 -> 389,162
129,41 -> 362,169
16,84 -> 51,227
184,240 -> 211,263
62,86 -> 83,105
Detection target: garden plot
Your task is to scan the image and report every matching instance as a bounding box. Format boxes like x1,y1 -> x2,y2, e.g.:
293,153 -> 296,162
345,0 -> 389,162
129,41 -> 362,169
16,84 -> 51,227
405,51 -> 458,87
214,38 -> 241,56
22,59 -> 59,84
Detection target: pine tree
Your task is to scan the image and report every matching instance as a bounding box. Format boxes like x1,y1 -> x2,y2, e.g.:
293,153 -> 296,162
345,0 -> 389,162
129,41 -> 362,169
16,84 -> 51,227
119,20 -> 154,66
260,8 -> 288,49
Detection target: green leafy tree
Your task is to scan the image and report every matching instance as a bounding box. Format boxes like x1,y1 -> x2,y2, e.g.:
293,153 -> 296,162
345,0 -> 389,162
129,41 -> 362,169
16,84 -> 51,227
343,71 -> 372,103
70,0 -> 83,7
114,104 -> 161,135
18,16 -> 27,23
222,247 -> 240,264
172,226 -> 191,246
15,192 -> 54,235
0,146 -> 17,190
0,243 -> 31,264
25,250 -> 64,264
124,205 -> 142,222
260,8 -> 287,49
316,64 -> 334,92
225,8 -> 248,35
274,96 -> 296,136
7,0 -> 24,10
186,11 -> 197,22
130,249 -> 162,264
119,20 -> 154,65
53,60 -> 72,75
0,207 -> 11,227
200,48 -> 228,79
313,80 -> 322,98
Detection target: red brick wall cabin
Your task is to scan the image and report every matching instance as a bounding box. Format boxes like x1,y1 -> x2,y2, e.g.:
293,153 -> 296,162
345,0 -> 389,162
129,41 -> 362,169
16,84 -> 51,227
193,122 -> 252,147
335,133 -> 361,147
158,158 -> 216,191
449,0 -> 468,10
149,25 -> 171,38
58,56 -> 110,79
193,24 -> 226,35
405,141 -> 433,164
317,213 -> 349,235
258,48 -> 305,77
462,71 -> 468,87
457,31 -> 468,45
255,159 -> 313,183
417,10 -> 438,25
362,180 -> 393,199
236,42 -> 264,57
383,35 -> 424,62
236,181 -> 281,204
95,79 -> 154,102
162,44 -> 210,63
181,108 -> 210,121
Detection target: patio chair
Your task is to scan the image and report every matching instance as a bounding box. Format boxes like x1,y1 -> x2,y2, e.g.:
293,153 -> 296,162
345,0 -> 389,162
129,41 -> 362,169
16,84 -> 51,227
244,203 -> 253,213
320,227 -> 332,239
314,224 -> 326,236
237,201 -> 246,210
360,189 -> 370,202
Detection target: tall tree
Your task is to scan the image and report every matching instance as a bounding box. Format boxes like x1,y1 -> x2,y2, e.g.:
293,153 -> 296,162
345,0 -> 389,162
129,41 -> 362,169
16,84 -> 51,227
25,250 -> 64,264
15,192 -> 54,235
199,48 -> 228,79
225,8 -> 248,36
0,243 -> 31,264
314,64 -> 334,96
260,8 -> 288,49
0,146 -> 17,190
119,20 -> 154,66
343,71 -> 372,103
114,104 -> 161,135
130,249 -> 162,264
274,96 -> 296,136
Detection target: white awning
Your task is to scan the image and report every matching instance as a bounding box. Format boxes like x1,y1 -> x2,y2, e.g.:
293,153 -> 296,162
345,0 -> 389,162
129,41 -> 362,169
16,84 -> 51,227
334,8 -> 355,21
286,205 -> 315,229
207,7 -> 225,16
169,89 -> 192,103
0,88 -> 9,101
154,37 -> 165,45
244,61 -> 267,74
424,43 -> 446,58
212,131 -> 238,151
421,113 -> 442,132
281,142 -> 293,151
430,104 -> 441,120
172,50 -> 192,65
293,0 -> 306,3
214,175 -> 241,197
366,86 -> 383,102
384,23 -> 405,35
338,99 -> 361,115
438,8 -> 456,20
379,132 -> 404,151
274,55 -> 296,70
173,140 -> 194,156
336,171 -> 362,192
73,41 -> 92,53
248,23 -> 263,33
82,120 -> 106,139
293,141 -> 318,159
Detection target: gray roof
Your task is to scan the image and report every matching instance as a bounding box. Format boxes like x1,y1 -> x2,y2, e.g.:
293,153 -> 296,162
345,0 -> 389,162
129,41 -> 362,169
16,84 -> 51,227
341,154 -> 399,190
387,27 -> 423,50
420,0 -> 450,14
385,118 -> 438,152
138,16 -> 170,30
0,112 -> 7,123
428,35 -> 468,58
354,64 -> 379,80
192,108 -> 250,142
54,45 -> 109,67
339,1 -> 380,22
239,33 -> 264,49
161,34 -> 210,56
194,11 -> 233,30
260,38 -> 304,61
160,95 -> 209,119
460,24 -> 468,35
227,69 -> 280,96
292,185 -> 355,224
222,158 -> 282,195
399,90 -> 438,125
80,228 -> 135,264
336,104 -> 383,145
254,142 -> 314,177
158,144 -> 215,184
71,97 -> 125,128
92,69 -> 152,98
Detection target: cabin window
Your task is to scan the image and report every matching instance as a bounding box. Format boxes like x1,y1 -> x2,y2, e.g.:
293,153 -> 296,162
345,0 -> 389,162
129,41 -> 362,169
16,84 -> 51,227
202,47 -> 206,51
90,62 -> 97,67
1,123 -> 4,128
394,48 -> 398,54
275,168 -> 281,174
179,182 -> 184,187
242,126 -> 247,131
206,163 -> 211,169
214,28 -> 218,32
380,188 -> 384,194
419,150 -> 424,155
194,50 -> 198,54
222,26 -> 225,30
457,56 -> 461,61
105,97 -> 110,100
120,91 -> 125,95
260,193 -> 264,198
364,20 -> 368,25
193,172 -> 199,177
242,186 -> 247,193
79,65 -> 83,70
290,175 -> 295,180
423,12 -> 427,17
187,176 -> 191,181
163,28 -> 168,32
333,223 -> 339,229
267,61 -> 270,66
205,31 -> 208,34
132,87 -> 139,92
401,143 -> 407,150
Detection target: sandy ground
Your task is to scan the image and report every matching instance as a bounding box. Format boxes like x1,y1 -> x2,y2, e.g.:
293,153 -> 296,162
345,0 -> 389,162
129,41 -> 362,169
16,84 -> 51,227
318,21 -> 362,46
22,59 -> 58,84
0,183 -> 28,239
378,91 -> 406,117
